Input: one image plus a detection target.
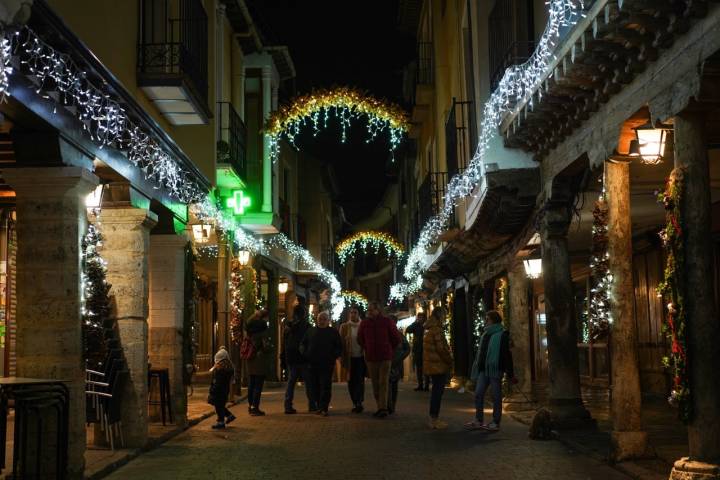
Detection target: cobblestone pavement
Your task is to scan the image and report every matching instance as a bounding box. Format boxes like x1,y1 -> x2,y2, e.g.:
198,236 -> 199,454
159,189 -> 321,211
106,383 -> 630,480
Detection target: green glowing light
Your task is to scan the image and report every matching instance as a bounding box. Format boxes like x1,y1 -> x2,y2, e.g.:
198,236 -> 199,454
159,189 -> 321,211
226,190 -> 251,215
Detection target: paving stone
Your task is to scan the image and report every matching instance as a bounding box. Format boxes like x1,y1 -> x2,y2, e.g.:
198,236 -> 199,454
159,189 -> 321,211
105,383 -> 632,479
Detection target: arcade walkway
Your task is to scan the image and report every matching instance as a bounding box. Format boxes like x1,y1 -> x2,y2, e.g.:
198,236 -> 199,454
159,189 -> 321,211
105,383 -> 631,479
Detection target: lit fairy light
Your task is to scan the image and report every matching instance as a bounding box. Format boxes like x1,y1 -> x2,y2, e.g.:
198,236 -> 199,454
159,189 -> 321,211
335,230 -> 404,265
191,199 -> 346,320
391,0 -> 585,299
6,27 -> 205,203
0,37 -> 12,102
340,290 -> 369,311
267,86 -> 409,163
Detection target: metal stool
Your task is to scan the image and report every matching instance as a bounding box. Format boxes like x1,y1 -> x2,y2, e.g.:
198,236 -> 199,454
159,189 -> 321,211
148,368 -> 173,425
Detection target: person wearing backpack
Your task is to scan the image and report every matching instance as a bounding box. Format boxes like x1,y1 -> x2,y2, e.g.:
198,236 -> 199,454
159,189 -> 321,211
208,346 -> 236,429
244,309 -> 271,416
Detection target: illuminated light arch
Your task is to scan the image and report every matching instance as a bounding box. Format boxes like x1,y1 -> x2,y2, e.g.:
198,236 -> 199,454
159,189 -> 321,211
335,230 -> 405,265
340,290 -> 369,311
266,86 -> 410,162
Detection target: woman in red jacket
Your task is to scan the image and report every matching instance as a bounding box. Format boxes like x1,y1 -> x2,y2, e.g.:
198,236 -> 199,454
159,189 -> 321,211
357,301 -> 400,418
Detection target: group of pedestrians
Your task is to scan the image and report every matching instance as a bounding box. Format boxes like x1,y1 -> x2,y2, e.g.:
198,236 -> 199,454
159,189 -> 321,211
207,301 -> 517,432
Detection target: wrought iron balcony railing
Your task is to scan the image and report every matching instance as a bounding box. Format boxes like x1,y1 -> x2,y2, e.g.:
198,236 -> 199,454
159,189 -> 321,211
416,41 -> 434,85
138,0 -> 209,118
217,102 -> 247,179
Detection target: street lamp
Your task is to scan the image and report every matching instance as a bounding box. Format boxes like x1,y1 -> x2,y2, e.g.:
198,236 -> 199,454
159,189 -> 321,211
278,277 -> 289,294
238,249 -> 251,266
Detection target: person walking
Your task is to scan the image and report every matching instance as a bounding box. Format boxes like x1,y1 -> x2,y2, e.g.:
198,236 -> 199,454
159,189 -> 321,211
423,307 -> 453,429
357,301 -> 400,418
406,313 -> 429,391
208,347 -> 236,429
283,304 -> 316,414
339,306 -> 367,413
244,309 -> 271,416
300,311 -> 343,416
388,315 -> 410,415
465,310 -> 516,432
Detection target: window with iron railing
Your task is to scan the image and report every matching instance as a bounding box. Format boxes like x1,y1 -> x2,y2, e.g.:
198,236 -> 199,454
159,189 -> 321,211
488,0 -> 534,91
416,42 -> 434,85
138,0 -> 208,106
446,98 -> 474,179
217,102 -> 247,179
418,171 -> 453,231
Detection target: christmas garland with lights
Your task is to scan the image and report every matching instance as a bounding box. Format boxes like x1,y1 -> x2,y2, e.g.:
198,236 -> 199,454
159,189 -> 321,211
656,169 -> 691,422
340,290 -> 369,311
496,278 -> 509,330
389,0 -> 585,301
472,299 -> 486,349
588,195 -> 612,341
267,86 -> 409,163
81,223 -> 112,369
335,230 -> 404,265
229,259 -> 245,345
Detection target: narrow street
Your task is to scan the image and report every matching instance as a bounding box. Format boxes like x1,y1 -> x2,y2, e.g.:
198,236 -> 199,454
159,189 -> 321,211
106,384 -> 629,480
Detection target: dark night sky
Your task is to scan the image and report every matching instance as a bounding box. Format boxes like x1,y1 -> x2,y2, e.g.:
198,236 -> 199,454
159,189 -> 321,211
250,1 -> 415,224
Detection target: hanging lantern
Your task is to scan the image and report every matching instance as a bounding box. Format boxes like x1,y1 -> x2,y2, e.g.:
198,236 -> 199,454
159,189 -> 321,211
523,258 -> 543,279
634,121 -> 671,165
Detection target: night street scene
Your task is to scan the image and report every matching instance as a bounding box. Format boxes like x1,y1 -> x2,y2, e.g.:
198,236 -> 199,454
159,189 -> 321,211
0,0 -> 718,478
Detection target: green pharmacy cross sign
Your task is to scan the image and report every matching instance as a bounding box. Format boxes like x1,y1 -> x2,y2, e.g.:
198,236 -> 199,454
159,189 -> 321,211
226,190 -> 251,215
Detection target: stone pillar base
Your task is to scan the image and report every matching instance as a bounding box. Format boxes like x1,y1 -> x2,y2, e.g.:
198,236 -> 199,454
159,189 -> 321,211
549,399 -> 596,430
503,392 -> 536,412
670,458 -> 720,480
611,430 -> 648,461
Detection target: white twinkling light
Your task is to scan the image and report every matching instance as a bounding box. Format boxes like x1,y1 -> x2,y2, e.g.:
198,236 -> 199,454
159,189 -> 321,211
0,36 -> 12,102
6,27 -> 204,202
191,199 -> 346,320
391,0 -> 584,299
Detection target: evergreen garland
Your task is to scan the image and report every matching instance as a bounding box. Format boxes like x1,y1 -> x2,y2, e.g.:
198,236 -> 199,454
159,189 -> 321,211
496,278 -> 509,329
657,169 -> 691,422
229,259 -> 245,345
473,299 -> 486,350
588,195 -> 612,340
81,223 -> 112,369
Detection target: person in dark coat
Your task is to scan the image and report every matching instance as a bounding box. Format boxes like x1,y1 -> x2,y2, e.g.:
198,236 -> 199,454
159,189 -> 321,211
465,310 -> 516,432
207,347 -> 236,429
283,304 -> 317,414
245,310 -> 271,416
388,315 -> 411,415
406,312 -> 429,391
300,311 -> 343,416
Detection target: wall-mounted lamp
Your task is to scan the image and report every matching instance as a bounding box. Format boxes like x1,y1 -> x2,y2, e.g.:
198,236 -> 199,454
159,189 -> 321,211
238,249 -> 251,267
278,277 -> 289,294
191,224 -> 213,244
610,120 -> 672,165
523,258 -> 543,279
85,184 -> 105,210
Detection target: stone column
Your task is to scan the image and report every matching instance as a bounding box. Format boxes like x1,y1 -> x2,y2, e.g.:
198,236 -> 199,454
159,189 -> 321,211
149,234 -> 189,427
261,65 -> 273,213
540,203 -> 593,427
100,207 -> 158,448
4,167 -> 98,479
606,160 -> 647,460
504,260 -> 534,411
670,112 -> 720,480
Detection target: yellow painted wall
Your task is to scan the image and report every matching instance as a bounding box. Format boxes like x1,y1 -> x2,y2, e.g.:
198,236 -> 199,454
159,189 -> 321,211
47,0 -> 218,185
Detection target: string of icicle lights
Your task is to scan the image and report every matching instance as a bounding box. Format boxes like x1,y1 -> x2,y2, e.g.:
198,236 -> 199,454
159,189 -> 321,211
390,0 -> 586,302
1,27 -> 205,203
266,86 -> 409,163
191,198 -> 345,320
335,230 -> 405,265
